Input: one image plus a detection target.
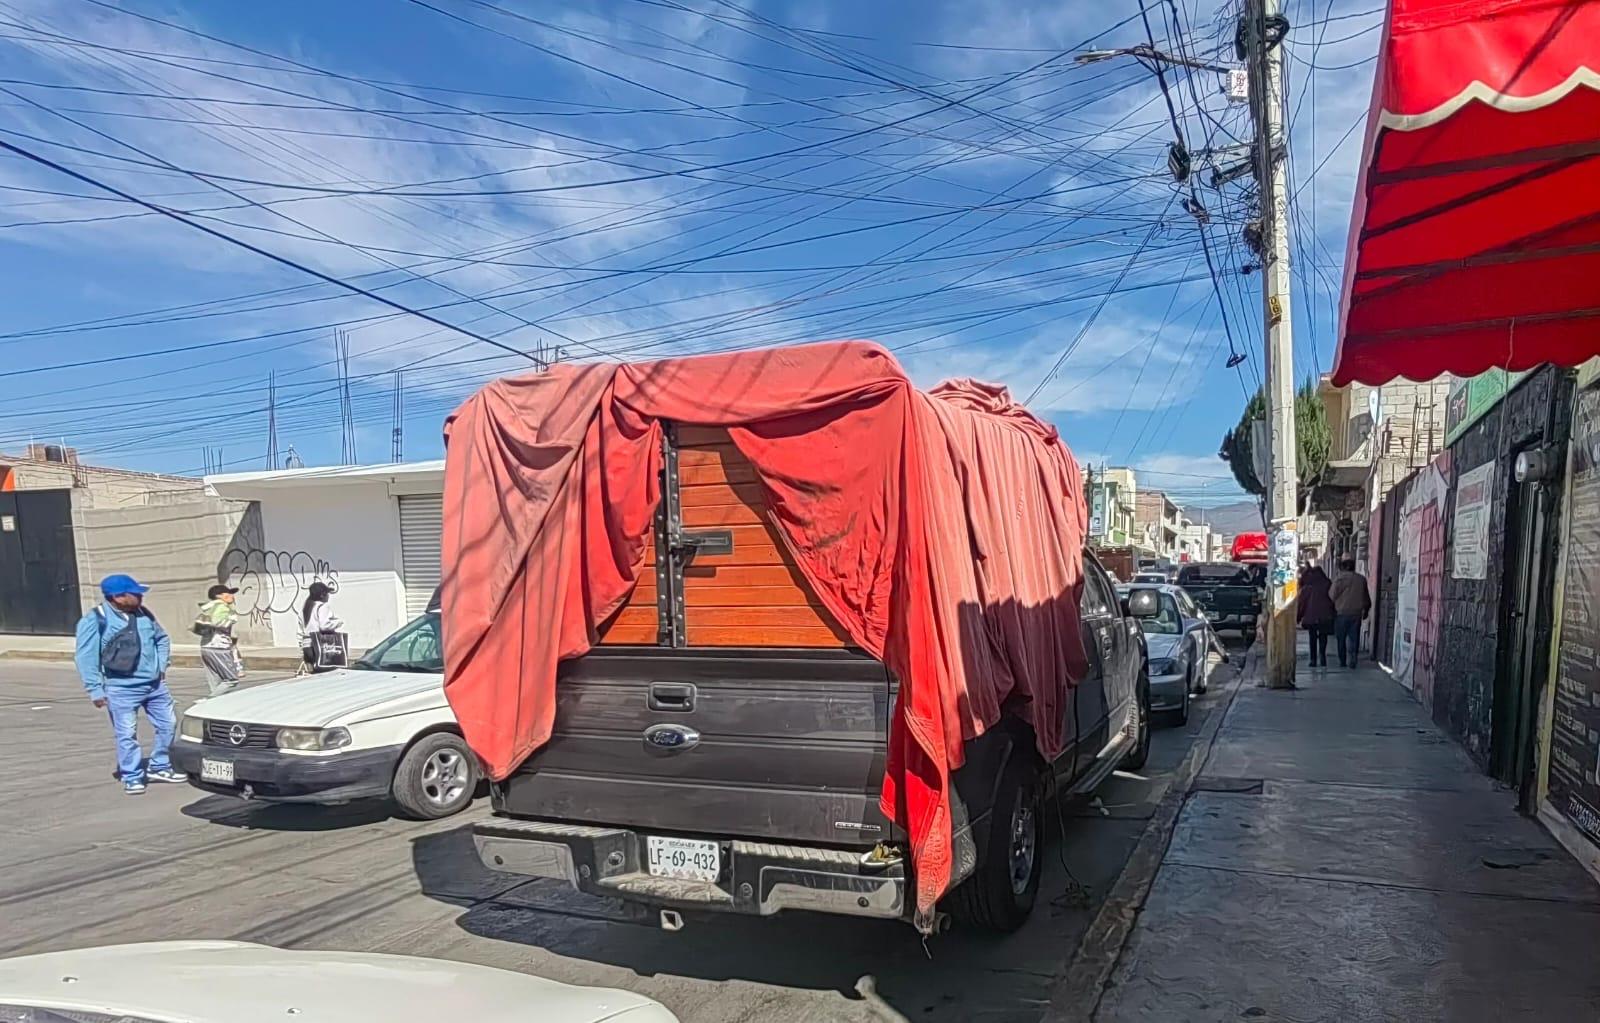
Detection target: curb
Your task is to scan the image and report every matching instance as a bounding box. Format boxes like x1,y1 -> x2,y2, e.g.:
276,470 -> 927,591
0,649 -> 308,671
1041,644 -> 1260,1023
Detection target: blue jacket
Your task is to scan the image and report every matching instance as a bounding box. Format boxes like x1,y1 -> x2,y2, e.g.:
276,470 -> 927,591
74,602 -> 170,700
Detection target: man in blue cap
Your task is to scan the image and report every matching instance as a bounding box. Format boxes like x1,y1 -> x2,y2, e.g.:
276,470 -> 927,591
74,574 -> 186,794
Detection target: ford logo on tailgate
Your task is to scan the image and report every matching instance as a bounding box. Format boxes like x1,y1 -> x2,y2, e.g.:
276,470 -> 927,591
643,723 -> 700,752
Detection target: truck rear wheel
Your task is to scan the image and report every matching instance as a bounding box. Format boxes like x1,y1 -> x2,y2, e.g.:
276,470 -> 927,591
945,754 -> 1042,932
392,732 -> 477,820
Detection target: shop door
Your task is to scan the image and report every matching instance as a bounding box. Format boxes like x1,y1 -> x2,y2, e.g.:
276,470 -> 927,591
0,489 -> 81,635
1492,477 -> 1549,797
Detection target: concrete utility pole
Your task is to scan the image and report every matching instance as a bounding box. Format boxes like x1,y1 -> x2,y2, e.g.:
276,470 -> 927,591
1247,0 -> 1299,688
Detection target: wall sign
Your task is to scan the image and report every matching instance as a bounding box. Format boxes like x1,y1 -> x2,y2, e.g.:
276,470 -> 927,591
1451,460 -> 1495,580
1445,369 -> 1528,445
1549,383 -> 1600,847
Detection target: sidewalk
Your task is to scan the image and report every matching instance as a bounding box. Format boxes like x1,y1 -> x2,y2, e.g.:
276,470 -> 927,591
0,633 -> 308,671
1083,655 -> 1600,1021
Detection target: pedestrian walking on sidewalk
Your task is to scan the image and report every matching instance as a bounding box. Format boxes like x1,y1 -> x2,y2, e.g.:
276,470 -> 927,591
73,574 -> 188,794
297,581 -> 347,675
1298,565 -> 1335,667
1329,559 -> 1372,668
194,583 -> 242,696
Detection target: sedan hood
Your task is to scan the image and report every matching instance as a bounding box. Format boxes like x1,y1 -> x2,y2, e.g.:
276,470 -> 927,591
187,669 -> 445,728
1143,634 -> 1182,661
0,942 -> 676,1023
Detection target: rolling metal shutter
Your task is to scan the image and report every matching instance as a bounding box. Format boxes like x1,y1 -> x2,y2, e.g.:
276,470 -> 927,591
398,494 -> 443,617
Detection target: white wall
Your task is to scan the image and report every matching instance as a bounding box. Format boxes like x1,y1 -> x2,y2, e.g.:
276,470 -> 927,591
224,483 -> 407,649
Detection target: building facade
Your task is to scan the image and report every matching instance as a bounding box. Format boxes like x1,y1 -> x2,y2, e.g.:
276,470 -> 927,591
1134,489 -> 1181,561
0,446 -> 265,641
206,461 -> 445,649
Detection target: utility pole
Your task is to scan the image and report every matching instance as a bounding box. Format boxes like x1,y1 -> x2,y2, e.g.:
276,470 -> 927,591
1246,0 -> 1299,687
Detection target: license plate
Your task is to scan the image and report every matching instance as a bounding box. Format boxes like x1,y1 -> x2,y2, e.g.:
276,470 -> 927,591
1206,611 -> 1221,620
200,758 -> 234,784
646,836 -> 720,882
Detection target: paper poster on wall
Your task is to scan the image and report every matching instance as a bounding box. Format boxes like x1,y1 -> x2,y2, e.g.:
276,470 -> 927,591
1452,460 -> 1495,580
1393,511 -> 1421,688
1548,384 -> 1600,847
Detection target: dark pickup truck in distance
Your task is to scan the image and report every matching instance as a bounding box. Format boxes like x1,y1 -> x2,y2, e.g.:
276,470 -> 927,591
473,426 -> 1155,933
1176,561 -> 1266,642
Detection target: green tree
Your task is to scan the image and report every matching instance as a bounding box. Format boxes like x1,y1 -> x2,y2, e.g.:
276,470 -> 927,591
1218,378 -> 1330,513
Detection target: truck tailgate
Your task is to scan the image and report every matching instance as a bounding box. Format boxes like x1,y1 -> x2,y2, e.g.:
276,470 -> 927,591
494,646 -> 897,848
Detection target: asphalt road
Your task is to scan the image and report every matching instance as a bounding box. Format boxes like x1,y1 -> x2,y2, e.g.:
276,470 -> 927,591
0,648 -> 1243,1022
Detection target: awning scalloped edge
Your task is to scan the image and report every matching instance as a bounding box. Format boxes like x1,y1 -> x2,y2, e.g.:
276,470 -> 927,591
1376,64 -> 1600,133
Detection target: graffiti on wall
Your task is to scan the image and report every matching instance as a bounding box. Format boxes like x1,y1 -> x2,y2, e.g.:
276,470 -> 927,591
1393,454 -> 1451,698
219,546 -> 340,625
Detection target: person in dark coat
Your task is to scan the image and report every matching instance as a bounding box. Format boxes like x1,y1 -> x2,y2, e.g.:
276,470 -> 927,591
1297,565 -> 1336,668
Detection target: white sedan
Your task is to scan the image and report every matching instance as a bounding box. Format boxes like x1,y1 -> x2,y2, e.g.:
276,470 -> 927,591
0,941 -> 677,1022
170,607 -> 474,819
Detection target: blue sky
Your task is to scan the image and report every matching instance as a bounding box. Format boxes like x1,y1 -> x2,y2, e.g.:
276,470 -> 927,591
0,0 -> 1382,506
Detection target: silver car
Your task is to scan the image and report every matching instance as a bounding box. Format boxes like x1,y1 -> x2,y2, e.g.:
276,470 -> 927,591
1118,583 -> 1214,726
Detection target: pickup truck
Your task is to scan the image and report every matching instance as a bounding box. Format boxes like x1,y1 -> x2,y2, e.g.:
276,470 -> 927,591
473,427 -> 1154,934
1175,561 -> 1265,642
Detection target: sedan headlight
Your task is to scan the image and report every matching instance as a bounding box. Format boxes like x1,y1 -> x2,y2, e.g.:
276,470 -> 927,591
275,726 -> 353,751
1148,657 -> 1179,676
180,715 -> 204,741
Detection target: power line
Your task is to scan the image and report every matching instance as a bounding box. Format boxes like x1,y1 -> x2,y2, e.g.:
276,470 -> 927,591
0,135 -> 542,365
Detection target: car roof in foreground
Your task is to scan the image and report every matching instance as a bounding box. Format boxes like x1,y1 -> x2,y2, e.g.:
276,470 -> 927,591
0,942 -> 676,1023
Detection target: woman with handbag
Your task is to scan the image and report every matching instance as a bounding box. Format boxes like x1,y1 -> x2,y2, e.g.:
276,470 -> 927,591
298,581 -> 347,675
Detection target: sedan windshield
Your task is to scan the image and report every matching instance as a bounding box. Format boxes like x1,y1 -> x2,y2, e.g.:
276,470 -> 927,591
351,613 -> 442,673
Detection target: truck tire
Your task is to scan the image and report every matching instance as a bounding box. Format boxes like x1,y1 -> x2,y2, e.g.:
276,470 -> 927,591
945,754 -> 1042,932
1121,672 -> 1151,771
392,732 -> 477,820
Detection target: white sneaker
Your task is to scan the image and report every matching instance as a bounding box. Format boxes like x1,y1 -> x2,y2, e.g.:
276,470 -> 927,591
147,769 -> 189,784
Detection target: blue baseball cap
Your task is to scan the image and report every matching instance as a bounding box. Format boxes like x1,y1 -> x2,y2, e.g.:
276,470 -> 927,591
100,574 -> 150,598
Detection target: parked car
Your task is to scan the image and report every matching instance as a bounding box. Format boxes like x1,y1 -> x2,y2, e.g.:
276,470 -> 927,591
1118,583 -> 1214,725
169,596 -> 476,820
0,941 -> 677,1022
475,541 -> 1154,935
1176,561 -> 1265,642
1131,571 -> 1167,585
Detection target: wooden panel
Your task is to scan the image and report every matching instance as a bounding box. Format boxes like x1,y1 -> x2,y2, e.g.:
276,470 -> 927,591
602,425 -> 852,648
685,625 -> 850,647
679,481 -> 768,509
676,424 -> 737,447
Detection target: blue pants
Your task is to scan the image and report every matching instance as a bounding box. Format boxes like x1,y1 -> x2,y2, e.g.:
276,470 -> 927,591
1333,615 -> 1362,667
105,681 -> 175,784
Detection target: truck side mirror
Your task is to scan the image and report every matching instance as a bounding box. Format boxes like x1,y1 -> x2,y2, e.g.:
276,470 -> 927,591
1126,589 -> 1161,619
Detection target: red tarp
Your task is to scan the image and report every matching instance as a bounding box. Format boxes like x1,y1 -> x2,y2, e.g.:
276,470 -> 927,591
1333,0 -> 1600,386
1231,532 -> 1269,562
441,341 -> 1089,929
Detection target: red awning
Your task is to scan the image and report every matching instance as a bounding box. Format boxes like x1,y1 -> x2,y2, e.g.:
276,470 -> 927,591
1332,0 -> 1600,386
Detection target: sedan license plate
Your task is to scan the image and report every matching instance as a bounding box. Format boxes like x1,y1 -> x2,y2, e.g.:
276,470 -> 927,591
200,758 -> 234,784
646,836 -> 720,882
1206,610 -> 1221,621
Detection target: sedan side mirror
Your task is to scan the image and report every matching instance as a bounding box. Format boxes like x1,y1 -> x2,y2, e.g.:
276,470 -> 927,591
1126,589 -> 1161,619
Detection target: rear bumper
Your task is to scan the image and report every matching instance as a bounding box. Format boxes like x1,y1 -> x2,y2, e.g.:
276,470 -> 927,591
1202,611 -> 1257,631
474,817 -> 907,923
171,738 -> 401,803
1149,672 -> 1188,711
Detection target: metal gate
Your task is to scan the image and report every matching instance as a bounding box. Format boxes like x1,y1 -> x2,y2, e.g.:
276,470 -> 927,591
0,489 -> 81,635
397,494 -> 442,618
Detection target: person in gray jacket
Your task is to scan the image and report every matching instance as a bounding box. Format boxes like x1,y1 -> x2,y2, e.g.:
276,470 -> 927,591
73,574 -> 187,794
1329,559 -> 1372,669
